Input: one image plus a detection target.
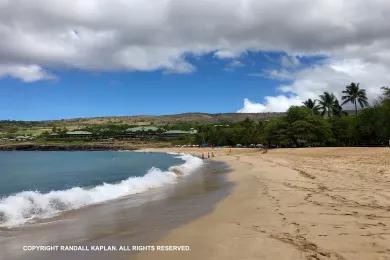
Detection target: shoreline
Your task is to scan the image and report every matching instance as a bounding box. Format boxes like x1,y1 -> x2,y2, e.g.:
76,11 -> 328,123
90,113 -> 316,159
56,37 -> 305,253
1,141 -> 388,152
136,147 -> 390,260
0,140 -> 174,151
0,153 -> 232,260
0,142 -> 141,151
1,147 -> 389,259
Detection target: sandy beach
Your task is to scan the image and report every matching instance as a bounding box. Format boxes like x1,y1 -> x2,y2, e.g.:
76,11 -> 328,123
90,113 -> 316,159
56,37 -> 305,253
137,147 -> 390,260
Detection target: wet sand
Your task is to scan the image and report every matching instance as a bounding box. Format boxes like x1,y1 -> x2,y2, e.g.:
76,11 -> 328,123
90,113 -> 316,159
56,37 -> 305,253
137,147 -> 390,260
0,160 -> 232,260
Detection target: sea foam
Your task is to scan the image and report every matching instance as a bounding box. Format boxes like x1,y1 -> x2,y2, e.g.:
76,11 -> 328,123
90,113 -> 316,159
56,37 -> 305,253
0,153 -> 203,227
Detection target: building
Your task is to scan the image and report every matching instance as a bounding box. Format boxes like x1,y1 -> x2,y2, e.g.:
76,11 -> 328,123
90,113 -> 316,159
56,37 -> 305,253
66,131 -> 93,137
161,129 -> 197,139
125,126 -> 160,133
125,126 -> 161,138
14,136 -> 34,141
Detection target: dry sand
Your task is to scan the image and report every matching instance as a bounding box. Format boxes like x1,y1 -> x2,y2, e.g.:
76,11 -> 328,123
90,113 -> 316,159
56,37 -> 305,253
137,147 -> 390,260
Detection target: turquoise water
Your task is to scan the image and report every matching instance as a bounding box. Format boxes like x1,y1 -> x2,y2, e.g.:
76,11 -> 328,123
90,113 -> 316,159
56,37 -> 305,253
0,151 -> 207,227
0,151 -> 204,227
0,151 -> 182,197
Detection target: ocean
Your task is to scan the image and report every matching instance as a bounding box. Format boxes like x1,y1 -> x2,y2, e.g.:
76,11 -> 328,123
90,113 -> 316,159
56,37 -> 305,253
0,150 -> 231,260
0,151 -> 203,227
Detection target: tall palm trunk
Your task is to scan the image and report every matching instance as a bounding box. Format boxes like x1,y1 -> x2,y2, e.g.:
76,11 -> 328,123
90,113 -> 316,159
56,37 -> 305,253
354,101 -> 357,118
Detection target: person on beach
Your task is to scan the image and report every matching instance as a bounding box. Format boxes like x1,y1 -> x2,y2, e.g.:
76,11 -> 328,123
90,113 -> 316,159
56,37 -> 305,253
201,153 -> 205,159
207,152 -> 210,159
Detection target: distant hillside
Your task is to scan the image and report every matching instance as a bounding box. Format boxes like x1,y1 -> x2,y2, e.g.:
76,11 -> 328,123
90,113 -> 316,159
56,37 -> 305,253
0,111 -> 355,138
57,110 -> 353,126
45,112 -> 286,126
0,112 -> 285,137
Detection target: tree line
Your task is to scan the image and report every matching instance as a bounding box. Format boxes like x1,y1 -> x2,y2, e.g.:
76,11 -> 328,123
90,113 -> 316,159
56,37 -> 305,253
196,83 -> 390,147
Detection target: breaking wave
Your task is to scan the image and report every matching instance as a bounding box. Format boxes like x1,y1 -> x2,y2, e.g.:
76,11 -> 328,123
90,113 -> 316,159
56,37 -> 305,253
0,153 -> 203,227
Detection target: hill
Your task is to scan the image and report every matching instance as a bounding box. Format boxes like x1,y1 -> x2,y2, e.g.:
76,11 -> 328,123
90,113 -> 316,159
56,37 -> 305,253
57,112 -> 286,125
0,112 -> 285,137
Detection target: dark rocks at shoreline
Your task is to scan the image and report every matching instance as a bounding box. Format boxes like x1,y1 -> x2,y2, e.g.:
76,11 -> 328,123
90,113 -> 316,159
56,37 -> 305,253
0,143 -> 136,151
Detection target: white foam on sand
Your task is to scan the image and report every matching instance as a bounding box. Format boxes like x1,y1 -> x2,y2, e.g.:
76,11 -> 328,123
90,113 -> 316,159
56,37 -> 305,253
0,153 -> 203,228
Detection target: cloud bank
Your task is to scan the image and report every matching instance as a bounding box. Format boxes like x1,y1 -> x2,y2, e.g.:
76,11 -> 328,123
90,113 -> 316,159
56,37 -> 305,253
1,0 -> 390,111
238,96 -> 302,113
239,58 -> 390,112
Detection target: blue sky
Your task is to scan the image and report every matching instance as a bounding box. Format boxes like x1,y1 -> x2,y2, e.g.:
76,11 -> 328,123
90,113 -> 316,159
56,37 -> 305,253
0,52 -> 303,120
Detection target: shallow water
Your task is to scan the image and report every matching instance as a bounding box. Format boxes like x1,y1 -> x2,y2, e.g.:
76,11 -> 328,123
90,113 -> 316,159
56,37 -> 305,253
0,151 -> 203,227
0,159 -> 232,260
0,151 -> 182,196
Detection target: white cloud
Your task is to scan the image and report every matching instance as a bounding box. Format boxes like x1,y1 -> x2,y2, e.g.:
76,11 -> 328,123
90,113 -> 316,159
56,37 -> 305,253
214,50 -> 242,59
280,58 -> 387,102
0,0 -> 390,89
238,58 -> 389,112
0,64 -> 54,82
238,96 -> 302,113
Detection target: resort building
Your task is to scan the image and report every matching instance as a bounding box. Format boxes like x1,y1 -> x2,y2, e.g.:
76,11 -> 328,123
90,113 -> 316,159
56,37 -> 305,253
14,136 -> 34,141
125,126 -> 160,133
125,126 -> 161,138
161,129 -> 198,139
65,131 -> 93,137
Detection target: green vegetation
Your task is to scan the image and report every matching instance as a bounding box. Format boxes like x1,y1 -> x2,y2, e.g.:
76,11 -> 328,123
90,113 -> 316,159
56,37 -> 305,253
302,98 -> 319,115
1,83 -> 389,148
316,92 -> 344,117
196,84 -> 389,147
341,82 -> 369,117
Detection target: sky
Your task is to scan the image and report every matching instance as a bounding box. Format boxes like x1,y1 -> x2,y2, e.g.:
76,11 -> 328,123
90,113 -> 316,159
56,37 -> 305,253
1,0 -> 390,120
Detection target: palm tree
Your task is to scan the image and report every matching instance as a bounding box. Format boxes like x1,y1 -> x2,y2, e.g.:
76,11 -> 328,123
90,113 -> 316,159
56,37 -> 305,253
341,82 -> 369,117
302,98 -> 319,115
381,86 -> 390,99
317,92 -> 338,117
331,99 -> 346,117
